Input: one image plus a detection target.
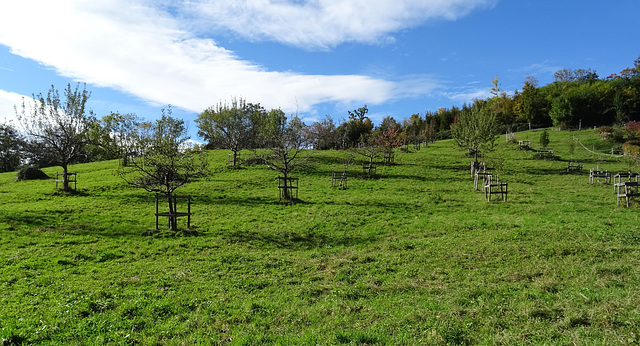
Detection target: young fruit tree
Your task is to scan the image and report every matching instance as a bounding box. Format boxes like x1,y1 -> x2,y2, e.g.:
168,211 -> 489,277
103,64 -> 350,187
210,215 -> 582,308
119,109 -> 207,230
16,83 -> 93,191
451,102 -> 498,163
253,109 -> 311,202
354,133 -> 384,177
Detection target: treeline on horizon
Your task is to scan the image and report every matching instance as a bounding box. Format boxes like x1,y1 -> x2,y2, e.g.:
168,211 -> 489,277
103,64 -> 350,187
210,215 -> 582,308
1,55 -> 639,173
200,55 -> 640,151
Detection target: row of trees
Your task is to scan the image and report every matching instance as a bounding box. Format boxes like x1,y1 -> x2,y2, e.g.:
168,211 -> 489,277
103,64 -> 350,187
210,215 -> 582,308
428,55 -> 640,135
3,54 -> 639,191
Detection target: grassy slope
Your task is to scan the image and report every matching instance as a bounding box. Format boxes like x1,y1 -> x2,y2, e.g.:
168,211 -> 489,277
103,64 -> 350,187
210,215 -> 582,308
1,129 -> 639,345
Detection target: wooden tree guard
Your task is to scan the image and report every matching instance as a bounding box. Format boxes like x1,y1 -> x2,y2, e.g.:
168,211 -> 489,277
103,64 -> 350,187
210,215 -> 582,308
537,148 -> 554,159
589,169 -> 611,184
518,140 -> 531,150
567,160 -> 583,173
228,152 -> 241,166
56,172 -> 77,190
278,177 -> 299,201
470,161 -> 486,179
506,132 -> 515,142
383,151 -> 395,165
331,170 -> 347,189
362,162 -> 376,178
485,182 -> 508,202
413,143 -> 421,151
474,171 -> 493,191
614,172 -> 640,193
617,181 -> 640,207
155,195 -> 191,230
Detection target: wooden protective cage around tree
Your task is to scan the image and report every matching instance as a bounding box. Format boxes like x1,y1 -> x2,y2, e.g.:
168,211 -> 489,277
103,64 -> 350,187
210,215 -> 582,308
331,170 -> 347,189
155,194 -> 191,230
617,181 -> 640,207
277,177 -> 298,201
485,182 -> 508,202
383,151 -> 395,165
362,163 -> 376,178
55,172 -> 77,190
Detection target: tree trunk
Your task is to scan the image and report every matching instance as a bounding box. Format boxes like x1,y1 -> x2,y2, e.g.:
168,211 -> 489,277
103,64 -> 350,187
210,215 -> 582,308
167,195 -> 177,231
368,155 -> 374,176
62,164 -> 70,191
232,151 -> 238,167
282,172 -> 290,201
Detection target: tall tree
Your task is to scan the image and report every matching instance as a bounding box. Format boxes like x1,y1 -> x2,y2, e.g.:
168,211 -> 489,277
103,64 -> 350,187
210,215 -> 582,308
338,105 -> 373,148
16,83 -> 92,191
196,98 -> 263,167
307,115 -> 337,150
99,112 -> 143,165
0,123 -> 24,172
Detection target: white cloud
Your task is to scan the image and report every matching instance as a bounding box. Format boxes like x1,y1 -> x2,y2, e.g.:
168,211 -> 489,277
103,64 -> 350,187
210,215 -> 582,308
186,0 -> 497,50
442,88 -> 492,104
0,90 -> 31,125
0,0 -> 492,116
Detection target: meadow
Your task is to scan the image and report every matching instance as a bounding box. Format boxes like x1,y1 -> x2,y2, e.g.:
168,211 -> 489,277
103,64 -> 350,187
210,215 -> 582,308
1,129 -> 640,345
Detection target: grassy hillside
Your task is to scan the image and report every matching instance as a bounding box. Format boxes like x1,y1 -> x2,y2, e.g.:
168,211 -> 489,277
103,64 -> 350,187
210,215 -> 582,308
1,129 -> 639,345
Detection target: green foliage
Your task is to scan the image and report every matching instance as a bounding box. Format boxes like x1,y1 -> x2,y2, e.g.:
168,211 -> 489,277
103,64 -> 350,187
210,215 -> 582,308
539,129 -> 550,148
120,108 -> 207,196
0,123 -> 24,173
336,105 -> 373,148
622,140 -> 640,157
195,98 -> 264,166
451,101 -> 498,161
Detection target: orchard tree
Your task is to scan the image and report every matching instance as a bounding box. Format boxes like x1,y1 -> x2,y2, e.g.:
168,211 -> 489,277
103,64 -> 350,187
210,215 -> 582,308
119,108 -> 207,230
354,132 -> 383,176
16,83 -> 92,191
196,98 -> 263,167
253,109 -> 312,202
451,101 -> 498,162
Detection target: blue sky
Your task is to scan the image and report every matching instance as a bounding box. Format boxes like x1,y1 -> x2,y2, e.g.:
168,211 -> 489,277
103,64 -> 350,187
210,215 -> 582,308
1,0 -> 639,140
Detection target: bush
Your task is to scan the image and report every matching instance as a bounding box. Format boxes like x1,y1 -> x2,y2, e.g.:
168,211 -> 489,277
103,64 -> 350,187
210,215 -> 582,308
622,140 -> 640,157
15,167 -> 49,182
539,129 -> 550,148
624,121 -> 640,140
597,126 -> 612,140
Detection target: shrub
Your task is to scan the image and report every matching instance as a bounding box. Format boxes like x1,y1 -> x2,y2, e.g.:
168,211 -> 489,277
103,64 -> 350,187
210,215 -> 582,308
597,126 -> 612,141
622,140 -> 640,157
624,121 -> 640,140
539,129 -> 550,148
15,167 -> 49,182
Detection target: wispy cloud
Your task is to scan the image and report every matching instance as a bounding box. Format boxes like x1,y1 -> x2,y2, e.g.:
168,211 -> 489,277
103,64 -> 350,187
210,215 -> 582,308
0,0 -> 493,116
508,61 -> 562,79
186,0 -> 497,50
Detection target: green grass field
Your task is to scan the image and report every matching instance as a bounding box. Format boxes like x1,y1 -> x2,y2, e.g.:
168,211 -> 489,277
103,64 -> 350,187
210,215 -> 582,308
1,129 -> 640,345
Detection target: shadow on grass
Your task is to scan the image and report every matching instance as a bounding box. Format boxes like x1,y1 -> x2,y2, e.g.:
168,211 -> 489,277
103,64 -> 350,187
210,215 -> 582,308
220,225 -> 380,250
